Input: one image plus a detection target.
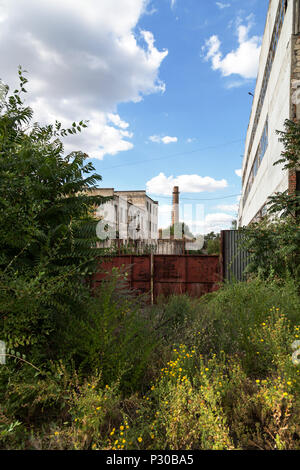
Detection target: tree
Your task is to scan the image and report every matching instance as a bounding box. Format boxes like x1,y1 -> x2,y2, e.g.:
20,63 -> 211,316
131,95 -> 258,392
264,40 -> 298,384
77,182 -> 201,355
240,119 -> 300,279
0,68 -> 107,361
203,232 -> 220,255
267,119 -> 300,219
231,220 -> 237,230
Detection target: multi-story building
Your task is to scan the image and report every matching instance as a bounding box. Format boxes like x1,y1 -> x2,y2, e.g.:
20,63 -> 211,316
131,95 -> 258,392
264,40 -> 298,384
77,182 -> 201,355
90,188 -> 159,240
238,0 -> 300,226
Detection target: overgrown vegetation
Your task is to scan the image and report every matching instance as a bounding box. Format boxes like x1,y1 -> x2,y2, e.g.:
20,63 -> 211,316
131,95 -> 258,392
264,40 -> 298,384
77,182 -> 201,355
0,68 -> 109,365
1,279 -> 299,450
240,119 -> 300,280
0,71 -> 299,451
203,232 -> 221,255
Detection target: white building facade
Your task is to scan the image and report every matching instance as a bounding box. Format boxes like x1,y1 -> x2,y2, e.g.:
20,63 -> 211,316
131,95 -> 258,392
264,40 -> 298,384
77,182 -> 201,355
238,0 -> 300,226
91,188 -> 159,241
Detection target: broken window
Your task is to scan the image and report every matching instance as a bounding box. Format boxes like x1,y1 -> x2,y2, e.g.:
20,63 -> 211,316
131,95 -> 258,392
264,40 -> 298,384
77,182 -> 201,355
243,0 -> 287,178
242,116 -> 269,208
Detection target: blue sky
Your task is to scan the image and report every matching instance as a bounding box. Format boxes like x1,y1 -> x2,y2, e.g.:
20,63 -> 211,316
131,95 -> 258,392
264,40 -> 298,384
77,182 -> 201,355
0,0 -> 269,233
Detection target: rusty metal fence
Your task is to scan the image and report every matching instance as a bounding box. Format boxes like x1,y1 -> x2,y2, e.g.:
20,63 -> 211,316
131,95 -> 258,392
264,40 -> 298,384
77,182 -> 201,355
153,255 -> 221,298
93,231 -> 250,300
93,254 -> 222,301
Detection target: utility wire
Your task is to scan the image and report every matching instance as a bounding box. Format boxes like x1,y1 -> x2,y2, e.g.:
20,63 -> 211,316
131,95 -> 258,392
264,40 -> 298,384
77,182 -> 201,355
99,138 -> 244,171
152,193 -> 241,202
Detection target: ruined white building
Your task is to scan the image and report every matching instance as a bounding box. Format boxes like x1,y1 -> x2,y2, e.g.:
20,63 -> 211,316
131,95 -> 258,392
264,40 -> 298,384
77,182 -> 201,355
90,188 -> 159,240
238,0 -> 300,226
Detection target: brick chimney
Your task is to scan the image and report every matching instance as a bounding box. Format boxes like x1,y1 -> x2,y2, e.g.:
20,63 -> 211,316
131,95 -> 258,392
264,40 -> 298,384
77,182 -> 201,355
171,186 -> 179,226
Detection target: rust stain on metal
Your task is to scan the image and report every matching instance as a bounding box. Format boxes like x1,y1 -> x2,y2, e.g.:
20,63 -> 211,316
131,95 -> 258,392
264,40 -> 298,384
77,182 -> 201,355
93,254 -> 221,300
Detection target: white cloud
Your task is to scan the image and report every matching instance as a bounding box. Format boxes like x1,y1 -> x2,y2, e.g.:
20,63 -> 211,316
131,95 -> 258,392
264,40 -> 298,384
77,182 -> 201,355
158,204 -> 172,229
216,2 -> 231,9
149,135 -> 161,143
158,204 -> 173,215
171,0 -> 176,9
62,111 -> 134,160
107,113 -> 130,130
235,169 -> 242,177
202,213 -> 234,234
181,213 -> 235,234
203,16 -> 261,79
225,79 -> 252,89
162,136 -> 178,144
0,0 -> 168,160
215,204 -> 239,212
144,2 -> 158,15
204,36 -> 221,61
146,172 -> 228,195
158,207 -> 234,234
149,135 -> 178,144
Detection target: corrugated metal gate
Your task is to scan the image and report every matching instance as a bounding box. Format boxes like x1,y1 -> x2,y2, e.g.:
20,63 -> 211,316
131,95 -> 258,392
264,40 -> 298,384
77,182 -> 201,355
93,232 -> 250,298
93,254 -> 222,300
94,255 -> 151,294
221,230 -> 250,282
153,255 -> 221,298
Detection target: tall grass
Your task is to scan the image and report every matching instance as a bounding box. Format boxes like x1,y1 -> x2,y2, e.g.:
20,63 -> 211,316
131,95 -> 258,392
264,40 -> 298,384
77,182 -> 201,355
1,276 -> 299,450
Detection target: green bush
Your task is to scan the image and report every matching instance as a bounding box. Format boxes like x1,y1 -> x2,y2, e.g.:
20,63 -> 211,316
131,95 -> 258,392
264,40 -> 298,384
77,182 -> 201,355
58,267 -> 159,393
187,277 -> 300,364
0,69 -> 108,364
2,277 -> 299,450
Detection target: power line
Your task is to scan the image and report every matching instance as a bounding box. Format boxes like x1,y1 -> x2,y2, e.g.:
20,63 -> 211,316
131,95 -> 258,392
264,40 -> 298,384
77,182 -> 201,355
153,193 -> 241,202
99,138 -> 244,171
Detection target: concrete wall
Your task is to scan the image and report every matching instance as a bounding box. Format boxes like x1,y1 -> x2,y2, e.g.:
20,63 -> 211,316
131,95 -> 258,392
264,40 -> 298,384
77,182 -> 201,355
113,191 -> 158,240
89,188 -> 159,239
115,190 -> 146,207
238,0 -> 294,226
98,239 -> 185,255
145,196 -> 159,240
91,188 -> 114,198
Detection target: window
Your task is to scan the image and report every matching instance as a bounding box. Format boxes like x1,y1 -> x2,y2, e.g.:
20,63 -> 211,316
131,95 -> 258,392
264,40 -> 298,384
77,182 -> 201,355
242,117 -> 268,208
259,118 -> 268,162
243,0 -> 287,177
253,154 -> 259,177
